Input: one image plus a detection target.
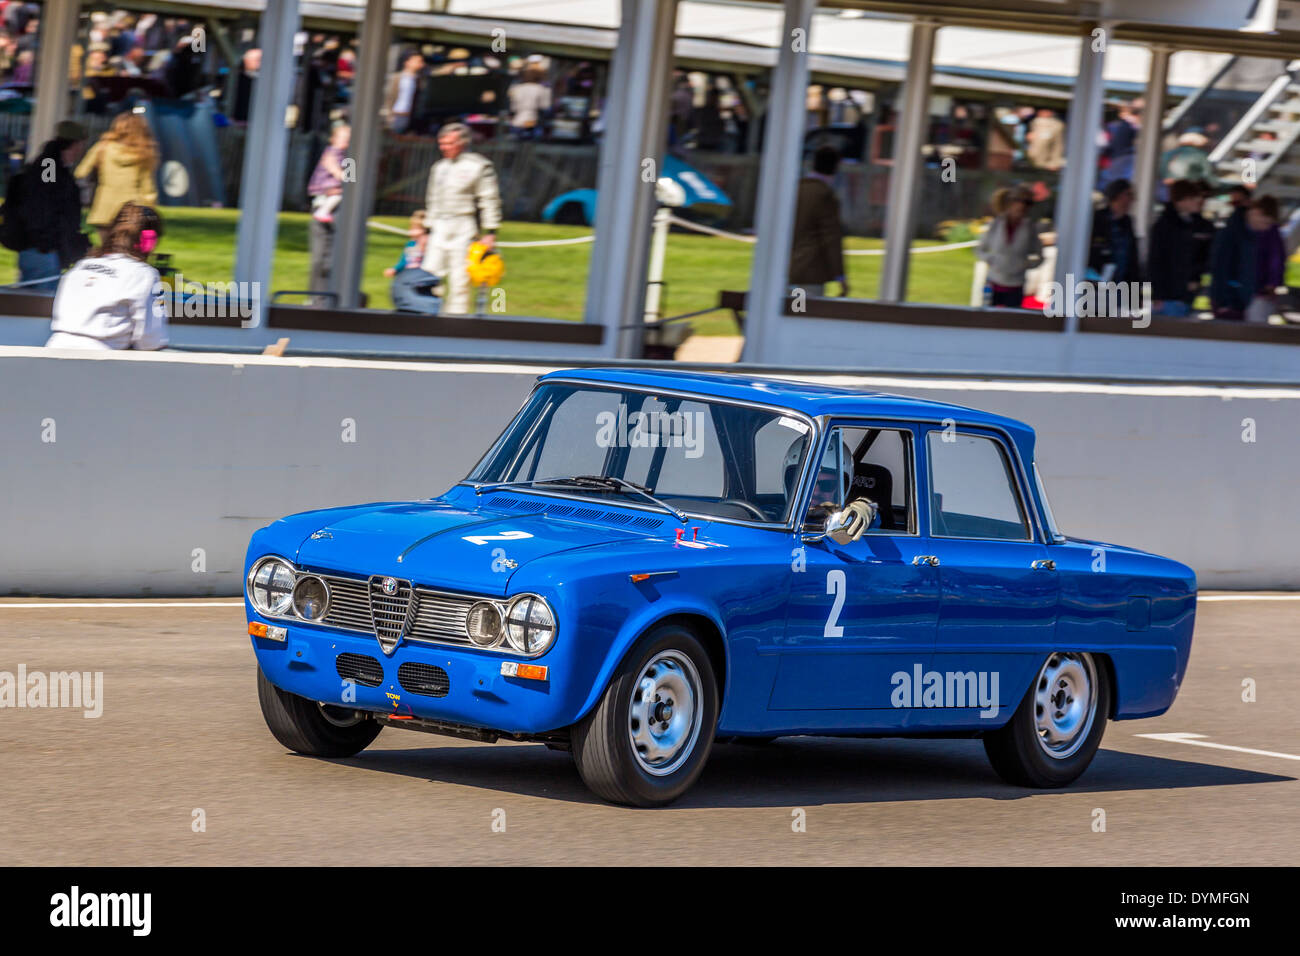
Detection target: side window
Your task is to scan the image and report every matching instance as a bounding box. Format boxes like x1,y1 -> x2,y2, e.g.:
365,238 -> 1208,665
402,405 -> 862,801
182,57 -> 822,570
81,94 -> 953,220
804,425 -> 914,534
926,432 -> 1030,540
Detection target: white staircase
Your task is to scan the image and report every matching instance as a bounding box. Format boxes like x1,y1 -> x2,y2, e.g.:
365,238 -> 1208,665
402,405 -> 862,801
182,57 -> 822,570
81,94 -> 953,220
1208,62 -> 1300,248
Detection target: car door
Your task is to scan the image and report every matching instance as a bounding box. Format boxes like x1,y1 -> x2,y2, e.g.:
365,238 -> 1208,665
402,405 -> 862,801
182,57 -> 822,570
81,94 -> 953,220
921,427 -> 1058,724
770,422 -> 941,714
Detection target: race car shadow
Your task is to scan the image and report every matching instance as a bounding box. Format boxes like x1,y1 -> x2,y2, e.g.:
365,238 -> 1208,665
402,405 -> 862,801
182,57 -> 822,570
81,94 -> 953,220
689,738 -> 1294,809
319,735 -> 1292,808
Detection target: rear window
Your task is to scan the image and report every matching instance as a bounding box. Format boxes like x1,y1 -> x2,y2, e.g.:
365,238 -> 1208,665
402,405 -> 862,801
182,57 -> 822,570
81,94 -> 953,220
926,431 -> 1030,540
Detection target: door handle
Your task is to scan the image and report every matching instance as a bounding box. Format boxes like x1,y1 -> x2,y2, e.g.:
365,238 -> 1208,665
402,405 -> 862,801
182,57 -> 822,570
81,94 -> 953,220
912,554 -> 940,567
1031,559 -> 1056,571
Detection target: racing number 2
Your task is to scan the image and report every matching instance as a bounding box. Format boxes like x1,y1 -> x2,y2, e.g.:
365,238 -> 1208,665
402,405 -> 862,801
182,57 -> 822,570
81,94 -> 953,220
825,569 -> 846,638
463,530 -> 534,546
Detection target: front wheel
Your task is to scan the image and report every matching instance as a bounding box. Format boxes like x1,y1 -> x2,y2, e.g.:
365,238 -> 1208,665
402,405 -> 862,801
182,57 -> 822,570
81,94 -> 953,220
257,666 -> 382,758
983,651 -> 1109,788
571,625 -> 718,807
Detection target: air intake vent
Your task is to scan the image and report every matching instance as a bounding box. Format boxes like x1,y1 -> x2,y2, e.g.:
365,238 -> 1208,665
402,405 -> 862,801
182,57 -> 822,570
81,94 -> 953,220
483,493 -> 666,531
397,662 -> 450,698
336,652 -> 383,687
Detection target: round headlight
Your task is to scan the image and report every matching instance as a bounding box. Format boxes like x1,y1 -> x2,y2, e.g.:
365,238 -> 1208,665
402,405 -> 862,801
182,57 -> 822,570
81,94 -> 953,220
248,557 -> 296,616
466,601 -> 504,647
503,594 -> 556,656
292,575 -> 330,621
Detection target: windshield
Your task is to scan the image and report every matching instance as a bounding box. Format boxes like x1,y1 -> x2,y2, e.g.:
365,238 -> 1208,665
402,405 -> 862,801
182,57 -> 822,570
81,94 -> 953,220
468,383 -> 814,524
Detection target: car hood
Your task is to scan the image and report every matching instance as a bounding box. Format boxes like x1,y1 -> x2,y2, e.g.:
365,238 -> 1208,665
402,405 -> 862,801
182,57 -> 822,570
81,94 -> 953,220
291,499 -> 659,597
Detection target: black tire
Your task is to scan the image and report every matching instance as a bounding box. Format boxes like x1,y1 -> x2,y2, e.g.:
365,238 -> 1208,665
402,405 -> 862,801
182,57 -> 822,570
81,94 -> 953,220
572,624 -> 719,807
983,652 -> 1110,788
257,666 -> 382,758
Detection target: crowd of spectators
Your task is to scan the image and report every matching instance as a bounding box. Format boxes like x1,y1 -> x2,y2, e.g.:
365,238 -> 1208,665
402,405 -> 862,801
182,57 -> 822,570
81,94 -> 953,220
0,9 -> 1291,337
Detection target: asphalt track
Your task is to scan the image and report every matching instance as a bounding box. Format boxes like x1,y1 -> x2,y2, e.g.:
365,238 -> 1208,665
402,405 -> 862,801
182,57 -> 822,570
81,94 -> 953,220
0,596 -> 1294,866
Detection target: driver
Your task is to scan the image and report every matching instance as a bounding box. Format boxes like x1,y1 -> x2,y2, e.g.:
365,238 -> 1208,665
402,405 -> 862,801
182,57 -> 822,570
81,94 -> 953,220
785,435 -> 852,523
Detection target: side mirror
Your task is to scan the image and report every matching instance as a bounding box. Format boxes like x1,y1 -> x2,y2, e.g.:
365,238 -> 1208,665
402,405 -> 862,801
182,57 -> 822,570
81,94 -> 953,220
804,499 -> 877,545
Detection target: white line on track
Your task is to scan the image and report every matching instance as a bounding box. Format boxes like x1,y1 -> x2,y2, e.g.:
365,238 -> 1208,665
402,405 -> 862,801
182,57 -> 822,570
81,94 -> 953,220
0,602 -> 244,608
1197,594 -> 1300,601
1135,733 -> 1300,762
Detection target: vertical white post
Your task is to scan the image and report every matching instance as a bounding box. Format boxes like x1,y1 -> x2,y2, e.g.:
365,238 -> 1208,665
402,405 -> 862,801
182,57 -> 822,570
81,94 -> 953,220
333,0 -> 393,309
740,0 -> 815,365
878,18 -> 938,304
234,0 -> 300,328
582,0 -> 679,359
643,205 -> 672,323
1133,44 -> 1171,258
28,0 -> 80,160
1052,26 -> 1108,334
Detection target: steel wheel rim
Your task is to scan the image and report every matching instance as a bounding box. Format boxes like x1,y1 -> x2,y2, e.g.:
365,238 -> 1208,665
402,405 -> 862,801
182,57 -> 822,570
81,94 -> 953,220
628,650 -> 703,776
1033,652 -> 1098,759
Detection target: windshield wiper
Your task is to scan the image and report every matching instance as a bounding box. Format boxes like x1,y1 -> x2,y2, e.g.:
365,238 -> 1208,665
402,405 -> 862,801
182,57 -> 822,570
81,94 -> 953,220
569,475 -> 689,524
474,475 -> 689,524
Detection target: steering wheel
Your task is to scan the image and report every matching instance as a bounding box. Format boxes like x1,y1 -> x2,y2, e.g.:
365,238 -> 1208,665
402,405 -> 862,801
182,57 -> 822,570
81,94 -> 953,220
719,498 -> 768,520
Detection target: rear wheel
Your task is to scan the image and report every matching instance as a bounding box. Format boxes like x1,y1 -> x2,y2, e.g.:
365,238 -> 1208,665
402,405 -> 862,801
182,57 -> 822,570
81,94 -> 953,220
257,666 -> 381,758
572,625 -> 718,806
983,651 -> 1109,788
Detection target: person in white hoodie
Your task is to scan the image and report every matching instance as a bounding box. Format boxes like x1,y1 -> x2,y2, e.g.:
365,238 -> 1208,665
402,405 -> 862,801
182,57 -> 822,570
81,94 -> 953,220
976,185 -> 1042,308
46,203 -> 168,351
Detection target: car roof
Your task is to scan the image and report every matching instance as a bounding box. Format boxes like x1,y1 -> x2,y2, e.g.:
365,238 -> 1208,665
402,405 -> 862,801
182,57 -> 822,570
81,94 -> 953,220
540,367 -> 1038,457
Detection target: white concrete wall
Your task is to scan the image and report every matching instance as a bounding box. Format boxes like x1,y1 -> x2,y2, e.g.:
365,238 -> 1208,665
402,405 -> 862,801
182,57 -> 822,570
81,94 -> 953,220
1,346 -> 1297,594
0,348 -> 539,596
767,314 -> 1300,383
10,311 -> 1298,380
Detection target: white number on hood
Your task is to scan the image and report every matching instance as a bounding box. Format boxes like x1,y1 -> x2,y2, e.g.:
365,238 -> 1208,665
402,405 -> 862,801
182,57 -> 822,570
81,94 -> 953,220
463,530 -> 535,546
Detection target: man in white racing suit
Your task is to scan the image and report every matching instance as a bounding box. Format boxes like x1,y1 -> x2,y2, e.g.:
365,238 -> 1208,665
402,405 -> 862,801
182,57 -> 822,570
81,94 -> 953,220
421,122 -> 502,315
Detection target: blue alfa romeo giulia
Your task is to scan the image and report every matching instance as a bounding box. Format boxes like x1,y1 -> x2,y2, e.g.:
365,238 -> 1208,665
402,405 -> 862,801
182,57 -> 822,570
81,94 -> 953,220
246,368 -> 1196,806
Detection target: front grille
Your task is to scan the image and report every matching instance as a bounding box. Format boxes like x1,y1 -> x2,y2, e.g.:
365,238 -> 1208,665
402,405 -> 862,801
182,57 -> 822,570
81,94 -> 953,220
397,662 -> 450,698
336,652 -> 383,687
409,590 -> 475,645
320,576 -> 373,632
368,577 -> 414,654
313,572 -> 480,651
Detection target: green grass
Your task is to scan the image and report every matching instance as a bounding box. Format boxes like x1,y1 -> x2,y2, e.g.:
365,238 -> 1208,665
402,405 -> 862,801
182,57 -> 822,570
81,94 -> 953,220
0,207 -> 978,333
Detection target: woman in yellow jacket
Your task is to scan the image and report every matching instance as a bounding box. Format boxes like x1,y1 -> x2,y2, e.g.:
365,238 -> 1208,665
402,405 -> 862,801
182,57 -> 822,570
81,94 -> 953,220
75,112 -> 160,238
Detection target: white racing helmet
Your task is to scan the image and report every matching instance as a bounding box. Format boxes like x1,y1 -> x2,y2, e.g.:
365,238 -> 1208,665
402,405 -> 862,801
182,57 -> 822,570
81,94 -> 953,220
785,434 -> 851,509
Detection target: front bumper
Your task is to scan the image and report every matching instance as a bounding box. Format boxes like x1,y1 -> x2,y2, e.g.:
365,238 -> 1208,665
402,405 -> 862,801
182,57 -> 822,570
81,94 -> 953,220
251,616 -> 572,735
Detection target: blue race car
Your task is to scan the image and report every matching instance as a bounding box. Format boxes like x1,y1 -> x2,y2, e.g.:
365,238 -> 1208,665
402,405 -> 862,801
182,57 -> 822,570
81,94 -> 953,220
541,154 -> 731,225
247,368 -> 1196,806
